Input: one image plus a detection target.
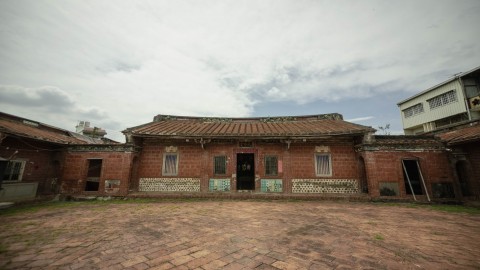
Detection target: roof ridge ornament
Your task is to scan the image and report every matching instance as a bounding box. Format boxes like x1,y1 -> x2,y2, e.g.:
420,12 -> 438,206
260,116 -> 297,122
153,115 -> 177,121
317,113 -> 343,120
202,117 -> 232,123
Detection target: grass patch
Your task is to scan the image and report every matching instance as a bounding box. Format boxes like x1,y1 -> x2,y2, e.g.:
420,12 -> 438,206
373,202 -> 480,215
0,243 -> 8,254
426,204 -> 480,215
374,234 -> 384,241
0,201 -> 74,216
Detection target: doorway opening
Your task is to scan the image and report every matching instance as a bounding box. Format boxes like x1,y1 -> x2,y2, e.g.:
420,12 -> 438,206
85,159 -> 102,191
456,161 -> 471,196
237,153 -> 255,190
358,157 -> 368,193
402,159 -> 423,195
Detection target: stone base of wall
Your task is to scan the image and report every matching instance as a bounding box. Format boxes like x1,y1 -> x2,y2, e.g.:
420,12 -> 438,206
139,178 -> 200,192
292,179 -> 358,194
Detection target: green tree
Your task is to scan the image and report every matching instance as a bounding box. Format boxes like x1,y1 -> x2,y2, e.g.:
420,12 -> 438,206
377,124 -> 391,135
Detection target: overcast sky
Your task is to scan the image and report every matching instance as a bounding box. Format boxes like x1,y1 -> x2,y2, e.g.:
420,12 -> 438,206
1,0 -> 479,142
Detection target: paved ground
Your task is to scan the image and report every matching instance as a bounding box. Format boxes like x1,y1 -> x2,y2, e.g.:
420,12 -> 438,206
0,200 -> 479,270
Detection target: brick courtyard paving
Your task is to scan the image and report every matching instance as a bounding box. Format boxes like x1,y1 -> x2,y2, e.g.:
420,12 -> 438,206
1,200 -> 479,269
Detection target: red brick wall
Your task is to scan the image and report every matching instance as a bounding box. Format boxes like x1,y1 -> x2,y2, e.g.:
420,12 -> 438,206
136,140 -> 205,178
361,150 -> 454,198
61,151 -> 134,196
134,139 -> 361,193
290,143 -> 359,179
0,136 -> 64,195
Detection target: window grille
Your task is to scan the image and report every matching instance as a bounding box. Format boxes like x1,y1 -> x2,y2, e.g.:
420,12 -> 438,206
214,156 -> 226,175
315,154 -> 331,176
3,160 -> 25,182
428,90 -> 457,109
265,156 -> 278,176
403,103 -> 424,118
163,153 -> 178,176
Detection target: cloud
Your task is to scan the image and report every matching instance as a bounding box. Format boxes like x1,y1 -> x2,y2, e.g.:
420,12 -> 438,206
0,0 -> 479,141
0,85 -> 75,110
0,84 -> 122,140
346,116 -> 375,122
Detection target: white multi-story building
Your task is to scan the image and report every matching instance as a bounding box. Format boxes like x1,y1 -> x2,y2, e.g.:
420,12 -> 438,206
398,66 -> 480,135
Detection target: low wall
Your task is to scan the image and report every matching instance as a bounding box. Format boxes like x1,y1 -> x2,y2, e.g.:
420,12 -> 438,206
0,182 -> 38,201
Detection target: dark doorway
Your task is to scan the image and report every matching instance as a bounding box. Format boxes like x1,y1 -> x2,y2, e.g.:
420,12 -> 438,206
456,161 -> 471,196
402,160 -> 423,195
237,153 -> 255,190
85,159 -> 102,191
358,157 -> 368,193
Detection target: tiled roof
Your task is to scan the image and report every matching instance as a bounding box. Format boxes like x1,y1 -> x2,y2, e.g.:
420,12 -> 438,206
125,114 -> 375,138
436,122 -> 480,145
0,112 -> 93,145
372,135 -> 442,145
359,135 -> 445,151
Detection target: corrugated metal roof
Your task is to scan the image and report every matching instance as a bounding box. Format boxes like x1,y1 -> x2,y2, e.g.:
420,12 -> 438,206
125,114 -> 375,138
437,122 -> 480,145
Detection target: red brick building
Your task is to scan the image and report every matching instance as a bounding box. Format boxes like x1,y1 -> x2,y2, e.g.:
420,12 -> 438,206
0,112 -> 88,201
123,114 -> 459,201
437,121 -> 480,199
2,111 -> 471,201
123,114 -> 372,195
0,112 -> 132,201
359,136 -> 455,200
59,144 -> 135,197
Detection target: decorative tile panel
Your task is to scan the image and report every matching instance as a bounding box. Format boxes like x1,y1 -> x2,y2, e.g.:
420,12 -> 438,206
292,179 -> 358,194
139,178 -> 200,192
261,179 -> 283,193
209,179 -> 231,192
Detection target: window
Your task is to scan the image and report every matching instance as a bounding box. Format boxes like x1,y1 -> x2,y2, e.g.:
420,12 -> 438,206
465,86 -> 480,98
464,79 -> 480,98
214,156 -> 226,175
427,90 -> 457,109
163,153 -> 178,176
315,154 -> 331,176
403,103 -> 424,118
265,156 -> 278,176
2,160 -> 26,182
